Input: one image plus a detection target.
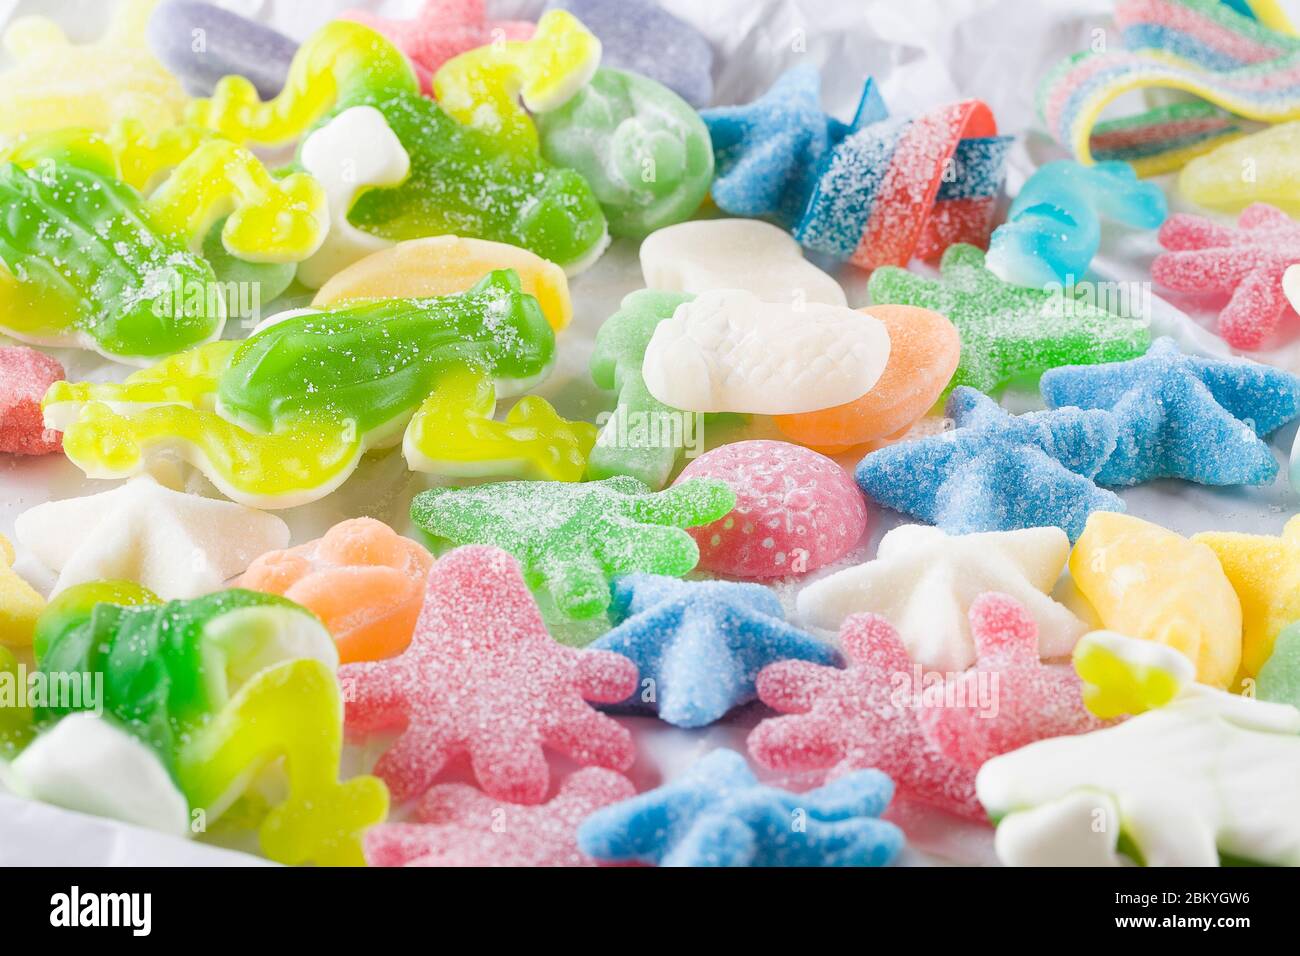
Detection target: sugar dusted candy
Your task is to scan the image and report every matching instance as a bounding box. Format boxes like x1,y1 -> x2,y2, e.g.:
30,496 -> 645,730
673,440 -> 867,579
410,475 -> 735,619
239,518 -> 433,665
576,749 -> 904,867
1179,120 -> 1300,214
0,347 -> 63,455
339,546 -> 639,803
589,574 -> 839,728
798,525 -> 1087,673
641,290 -> 891,415
1069,512 -> 1242,688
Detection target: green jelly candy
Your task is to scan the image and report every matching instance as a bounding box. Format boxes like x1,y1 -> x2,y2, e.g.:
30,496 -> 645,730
1258,622 -> 1300,709
410,475 -> 736,619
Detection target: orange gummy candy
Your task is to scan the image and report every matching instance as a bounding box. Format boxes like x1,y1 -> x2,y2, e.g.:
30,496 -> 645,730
774,305 -> 959,453
240,517 -> 433,664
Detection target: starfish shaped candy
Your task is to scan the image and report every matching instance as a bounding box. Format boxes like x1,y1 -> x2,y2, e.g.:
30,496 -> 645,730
867,243 -> 1152,394
576,749 -> 904,867
338,546 -> 640,804
1040,336 -> 1300,487
1152,202 -> 1300,349
917,592 -> 1105,769
410,475 -> 735,619
589,574 -> 840,728
1194,515 -> 1300,679
365,768 -> 636,867
796,524 -> 1086,672
748,613 -> 982,820
13,476 -> 289,599
854,387 -> 1125,541
702,65 -> 876,228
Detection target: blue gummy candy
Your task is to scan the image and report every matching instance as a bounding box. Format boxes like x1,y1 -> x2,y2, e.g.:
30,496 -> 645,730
147,0 -> 297,98
856,387 -> 1125,541
546,0 -> 714,108
985,160 -> 1167,289
1040,336 -> 1300,487
589,574 -> 839,728
576,749 -> 904,867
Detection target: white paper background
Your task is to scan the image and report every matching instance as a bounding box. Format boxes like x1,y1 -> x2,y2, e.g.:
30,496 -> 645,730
2,0 -> 1298,866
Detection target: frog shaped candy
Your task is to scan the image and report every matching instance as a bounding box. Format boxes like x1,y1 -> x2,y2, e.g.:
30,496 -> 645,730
44,271 -> 596,509
188,15 -> 608,273
0,121 -> 326,363
30,582 -> 387,866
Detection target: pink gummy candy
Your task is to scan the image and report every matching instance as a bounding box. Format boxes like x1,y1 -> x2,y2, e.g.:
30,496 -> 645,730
916,592 -> 1104,769
342,0 -> 536,93
339,545 -> 638,805
672,440 -> 868,579
364,768 -> 636,866
1152,202 -> 1300,349
748,612 -> 982,820
0,346 -> 63,456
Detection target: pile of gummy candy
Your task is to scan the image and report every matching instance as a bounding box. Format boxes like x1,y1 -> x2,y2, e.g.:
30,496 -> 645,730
6,0 -> 1300,868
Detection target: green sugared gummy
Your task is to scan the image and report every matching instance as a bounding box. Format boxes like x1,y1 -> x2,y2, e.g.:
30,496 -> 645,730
410,475 -> 736,620
588,289 -> 694,489
868,243 -> 1151,394
1258,623 -> 1300,710
0,159 -> 222,360
218,269 -> 556,435
536,68 -> 714,239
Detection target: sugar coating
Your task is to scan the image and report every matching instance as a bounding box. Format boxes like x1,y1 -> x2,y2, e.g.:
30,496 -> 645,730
239,517 -> 433,665
674,440 -> 867,579
1040,337 -> 1300,487
640,219 -> 846,306
14,476 -> 289,600
1195,516 -> 1300,679
1091,103 -> 1241,176
1153,203 -> 1300,349
365,768 -> 635,867
0,533 -> 45,649
986,160 -> 1167,289
147,0 -> 297,98
641,290 -> 891,415
0,346 -> 63,455
339,546 -> 639,804
774,305 -> 959,452
344,0 -> 534,94
856,387 -> 1124,542
749,613 -> 982,819
798,525 -> 1086,672
1258,623 -> 1300,709
588,290 -> 695,489
537,67 -> 714,239
576,748 -> 903,867
1070,512 -> 1242,689
977,687 -> 1300,866
589,573 -> 839,728
411,476 -> 733,620
1179,120 -> 1300,214
918,593 -> 1104,769
868,244 -> 1151,394
546,0 -> 714,108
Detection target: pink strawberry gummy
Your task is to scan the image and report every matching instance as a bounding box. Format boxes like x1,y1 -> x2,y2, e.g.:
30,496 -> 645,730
673,440 -> 868,579
748,612 -> 982,820
342,0 -> 535,93
339,545 -> 639,805
1152,203 -> 1300,349
0,346 -> 63,455
916,592 -> 1104,769
364,768 -> 636,867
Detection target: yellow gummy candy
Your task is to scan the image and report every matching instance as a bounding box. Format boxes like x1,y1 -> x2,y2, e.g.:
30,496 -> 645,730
1069,512 -> 1242,689
312,235 -> 574,331
0,0 -> 186,141
1072,630 -> 1196,719
432,9 -> 600,151
176,658 -> 388,867
404,365 -> 597,482
0,533 -> 45,648
1179,120 -> 1300,215
1193,515 -> 1300,680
